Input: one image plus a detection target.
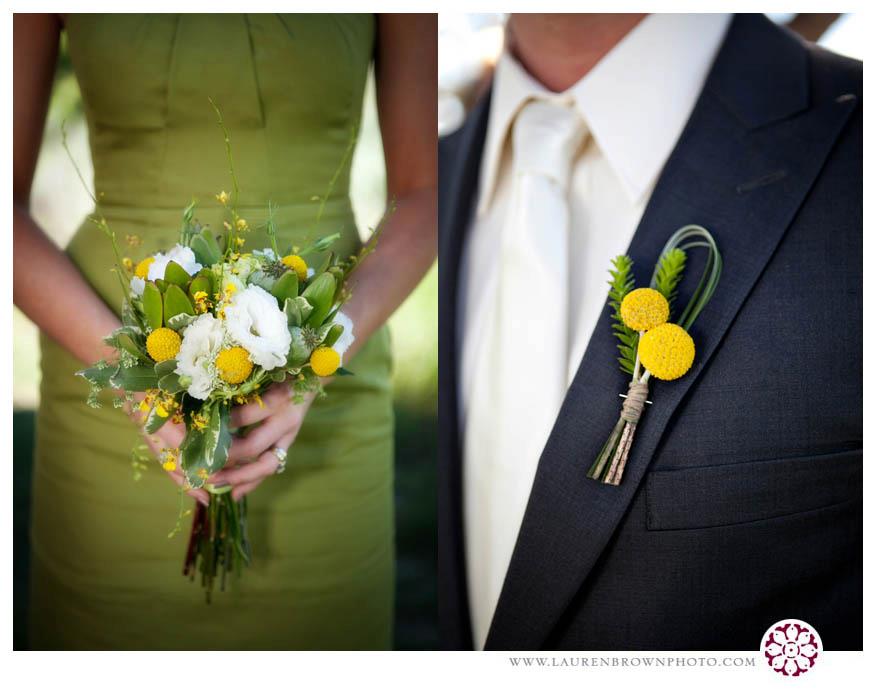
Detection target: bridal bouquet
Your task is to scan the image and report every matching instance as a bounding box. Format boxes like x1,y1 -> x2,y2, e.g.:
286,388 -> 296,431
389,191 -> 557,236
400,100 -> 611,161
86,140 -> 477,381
70,105 -> 379,600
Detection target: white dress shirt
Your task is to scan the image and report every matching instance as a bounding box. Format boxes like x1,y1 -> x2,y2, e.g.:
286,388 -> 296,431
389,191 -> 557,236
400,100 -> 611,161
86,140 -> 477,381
457,13 -> 732,649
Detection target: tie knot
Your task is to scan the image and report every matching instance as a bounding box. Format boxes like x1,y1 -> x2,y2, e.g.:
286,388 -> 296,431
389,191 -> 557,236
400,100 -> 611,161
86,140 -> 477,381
512,98 -> 586,191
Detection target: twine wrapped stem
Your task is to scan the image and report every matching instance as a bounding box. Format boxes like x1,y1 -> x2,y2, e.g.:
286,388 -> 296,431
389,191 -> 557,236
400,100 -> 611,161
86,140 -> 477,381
586,380 -> 649,484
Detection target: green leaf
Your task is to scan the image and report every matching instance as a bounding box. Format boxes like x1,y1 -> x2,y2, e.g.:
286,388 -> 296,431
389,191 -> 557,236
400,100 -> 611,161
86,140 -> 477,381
167,312 -> 197,331
164,260 -> 191,287
652,247 -> 687,312
154,358 -> 178,377
301,272 -> 336,327
188,271 -> 214,300
313,251 -> 333,278
271,270 -> 299,305
121,301 -> 143,330
142,282 -> 163,331
286,326 -> 312,368
335,367 -> 354,377
294,296 -> 313,323
180,404 -> 231,488
324,323 -> 343,347
144,405 -> 170,434
190,228 -> 221,266
163,284 -> 195,323
78,362 -> 120,388
158,372 -> 185,394
110,364 -> 159,391
283,297 -> 301,327
308,233 -> 341,254
606,255 -> 638,376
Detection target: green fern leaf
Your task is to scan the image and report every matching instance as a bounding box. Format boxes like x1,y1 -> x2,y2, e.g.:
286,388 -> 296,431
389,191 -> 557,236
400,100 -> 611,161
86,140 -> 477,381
606,254 -> 638,374
653,247 -> 687,312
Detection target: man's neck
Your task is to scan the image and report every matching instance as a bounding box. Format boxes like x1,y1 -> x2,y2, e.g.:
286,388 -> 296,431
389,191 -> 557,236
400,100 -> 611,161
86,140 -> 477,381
506,13 -> 647,92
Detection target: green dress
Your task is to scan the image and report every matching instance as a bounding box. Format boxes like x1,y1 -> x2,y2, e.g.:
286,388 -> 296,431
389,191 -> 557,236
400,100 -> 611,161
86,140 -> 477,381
30,14 -> 394,650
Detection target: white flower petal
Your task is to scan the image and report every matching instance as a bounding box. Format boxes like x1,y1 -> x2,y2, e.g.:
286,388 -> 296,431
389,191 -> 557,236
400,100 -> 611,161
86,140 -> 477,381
130,276 -> 145,296
224,285 -> 291,369
147,244 -> 203,281
175,313 -> 225,400
332,311 -> 356,359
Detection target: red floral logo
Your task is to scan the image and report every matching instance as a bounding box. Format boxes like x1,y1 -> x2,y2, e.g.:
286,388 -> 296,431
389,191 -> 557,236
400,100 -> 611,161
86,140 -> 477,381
761,619 -> 821,676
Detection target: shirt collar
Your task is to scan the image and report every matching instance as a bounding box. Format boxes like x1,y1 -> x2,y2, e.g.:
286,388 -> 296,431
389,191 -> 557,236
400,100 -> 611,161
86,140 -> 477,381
477,13 -> 732,216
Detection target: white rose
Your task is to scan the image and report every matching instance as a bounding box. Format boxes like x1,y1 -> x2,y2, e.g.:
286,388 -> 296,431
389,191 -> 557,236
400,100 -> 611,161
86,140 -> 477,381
147,244 -> 203,281
224,285 -> 291,369
174,313 -> 226,400
130,276 -> 145,297
332,311 -> 356,362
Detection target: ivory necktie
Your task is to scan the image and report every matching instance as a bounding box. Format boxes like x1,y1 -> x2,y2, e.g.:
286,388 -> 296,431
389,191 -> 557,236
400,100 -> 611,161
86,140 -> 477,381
464,97 -> 587,647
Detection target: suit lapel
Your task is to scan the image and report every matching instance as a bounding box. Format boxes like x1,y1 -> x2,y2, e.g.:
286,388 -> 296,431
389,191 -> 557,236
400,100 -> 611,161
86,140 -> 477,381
485,14 -> 858,649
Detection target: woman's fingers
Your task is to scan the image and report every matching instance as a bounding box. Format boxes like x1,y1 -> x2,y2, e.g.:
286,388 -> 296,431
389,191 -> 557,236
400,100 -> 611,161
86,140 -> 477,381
227,412 -> 296,463
231,479 -> 260,501
214,450 -> 279,487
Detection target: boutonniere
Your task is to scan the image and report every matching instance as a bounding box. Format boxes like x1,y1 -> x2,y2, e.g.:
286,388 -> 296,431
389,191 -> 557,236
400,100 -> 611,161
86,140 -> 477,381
587,225 -> 722,485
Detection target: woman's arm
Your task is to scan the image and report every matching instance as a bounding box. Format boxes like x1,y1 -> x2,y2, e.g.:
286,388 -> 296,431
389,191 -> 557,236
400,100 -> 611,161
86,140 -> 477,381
13,13 -> 119,365
216,13 -> 438,496
13,14 -> 207,503
340,12 -> 438,356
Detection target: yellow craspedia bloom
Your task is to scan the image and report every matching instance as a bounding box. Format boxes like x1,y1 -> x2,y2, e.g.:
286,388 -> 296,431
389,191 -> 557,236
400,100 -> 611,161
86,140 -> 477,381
146,327 -> 182,362
282,254 -> 308,282
620,288 -> 670,331
638,323 -> 695,381
215,346 -> 254,384
134,256 -> 155,279
310,346 -> 341,377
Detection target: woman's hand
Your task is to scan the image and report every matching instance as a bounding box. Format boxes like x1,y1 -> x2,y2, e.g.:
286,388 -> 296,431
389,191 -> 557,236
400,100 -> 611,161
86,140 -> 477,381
210,384 -> 318,500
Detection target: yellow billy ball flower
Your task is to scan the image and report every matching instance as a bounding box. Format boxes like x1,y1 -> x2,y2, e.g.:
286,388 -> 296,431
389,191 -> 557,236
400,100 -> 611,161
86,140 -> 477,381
310,346 -> 341,377
620,288 -> 670,332
638,323 -> 695,381
215,346 -> 254,384
216,190 -> 230,205
135,256 -> 155,279
146,327 -> 182,362
281,254 -> 308,282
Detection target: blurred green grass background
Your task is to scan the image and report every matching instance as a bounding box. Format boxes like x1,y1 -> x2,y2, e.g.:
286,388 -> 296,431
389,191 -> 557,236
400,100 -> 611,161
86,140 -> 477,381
13,40 -> 437,649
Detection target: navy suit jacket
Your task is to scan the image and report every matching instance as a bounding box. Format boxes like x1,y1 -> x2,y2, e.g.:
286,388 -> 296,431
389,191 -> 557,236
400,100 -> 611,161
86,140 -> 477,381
438,14 -> 862,650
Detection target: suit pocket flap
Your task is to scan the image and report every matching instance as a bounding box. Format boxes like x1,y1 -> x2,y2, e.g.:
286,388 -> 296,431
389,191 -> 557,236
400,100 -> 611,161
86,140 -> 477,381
646,448 -> 861,530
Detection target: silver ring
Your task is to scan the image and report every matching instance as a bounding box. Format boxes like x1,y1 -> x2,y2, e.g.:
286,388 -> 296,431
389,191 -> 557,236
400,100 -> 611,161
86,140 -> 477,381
272,446 -> 288,474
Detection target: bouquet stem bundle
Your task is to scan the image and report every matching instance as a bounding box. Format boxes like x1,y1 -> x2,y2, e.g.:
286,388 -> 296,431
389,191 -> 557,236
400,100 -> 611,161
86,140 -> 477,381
183,488 -> 251,602
587,225 -> 722,485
